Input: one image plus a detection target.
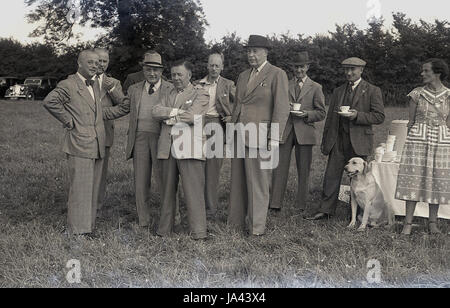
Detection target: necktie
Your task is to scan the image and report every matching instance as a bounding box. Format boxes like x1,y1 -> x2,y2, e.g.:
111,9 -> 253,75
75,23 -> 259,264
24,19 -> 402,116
248,68 -> 258,85
348,81 -> 355,93
93,76 -> 101,104
148,84 -> 155,95
85,79 -> 94,87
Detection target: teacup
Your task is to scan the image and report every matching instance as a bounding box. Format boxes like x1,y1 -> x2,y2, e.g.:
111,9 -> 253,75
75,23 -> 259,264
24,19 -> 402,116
340,106 -> 350,113
293,103 -> 301,111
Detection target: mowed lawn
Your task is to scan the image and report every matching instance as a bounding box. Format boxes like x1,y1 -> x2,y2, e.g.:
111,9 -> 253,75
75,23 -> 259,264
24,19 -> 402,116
0,100 -> 448,288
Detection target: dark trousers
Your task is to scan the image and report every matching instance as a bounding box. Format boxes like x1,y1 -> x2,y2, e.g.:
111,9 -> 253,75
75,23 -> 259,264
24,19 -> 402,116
157,154 -> 207,239
270,129 -> 313,210
319,130 -> 366,215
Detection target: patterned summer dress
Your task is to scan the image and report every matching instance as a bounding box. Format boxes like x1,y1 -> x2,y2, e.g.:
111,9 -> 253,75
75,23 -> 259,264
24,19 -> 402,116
395,86 -> 450,205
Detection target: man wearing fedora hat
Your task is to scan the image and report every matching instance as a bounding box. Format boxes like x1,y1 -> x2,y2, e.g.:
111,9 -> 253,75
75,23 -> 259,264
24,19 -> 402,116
307,57 -> 385,221
227,35 -> 290,236
123,50 -> 174,227
270,51 -> 326,212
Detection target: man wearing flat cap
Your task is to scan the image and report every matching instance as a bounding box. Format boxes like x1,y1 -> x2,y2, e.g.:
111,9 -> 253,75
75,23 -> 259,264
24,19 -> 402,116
228,35 -> 290,236
270,51 -> 326,212
307,57 -> 385,221
121,51 -> 174,227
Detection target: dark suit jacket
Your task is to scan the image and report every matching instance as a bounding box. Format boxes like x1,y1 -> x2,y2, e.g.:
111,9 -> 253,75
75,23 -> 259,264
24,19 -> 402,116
44,74 -> 128,159
99,75 -> 124,147
195,76 -> 236,118
124,79 -> 173,160
123,71 -> 145,95
231,62 -> 290,148
321,79 -> 385,156
283,77 -> 326,145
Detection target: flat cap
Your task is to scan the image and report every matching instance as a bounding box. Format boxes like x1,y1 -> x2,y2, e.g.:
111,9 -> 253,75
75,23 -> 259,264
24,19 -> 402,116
341,57 -> 366,67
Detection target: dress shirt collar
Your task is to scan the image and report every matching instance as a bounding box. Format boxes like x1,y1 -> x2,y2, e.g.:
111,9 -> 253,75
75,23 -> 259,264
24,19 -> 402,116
351,78 -> 362,90
77,72 -> 94,86
145,79 -> 161,92
252,60 -> 268,73
200,75 -> 220,85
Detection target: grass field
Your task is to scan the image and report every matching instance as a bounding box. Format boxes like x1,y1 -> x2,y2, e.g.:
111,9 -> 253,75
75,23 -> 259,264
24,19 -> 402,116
0,100 -> 448,288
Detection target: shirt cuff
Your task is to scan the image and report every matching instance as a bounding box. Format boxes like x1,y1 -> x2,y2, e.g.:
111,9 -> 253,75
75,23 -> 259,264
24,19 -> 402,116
169,109 -> 180,117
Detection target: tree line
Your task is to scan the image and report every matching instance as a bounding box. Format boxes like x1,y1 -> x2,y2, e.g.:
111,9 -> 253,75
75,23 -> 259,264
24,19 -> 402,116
1,1 -> 449,106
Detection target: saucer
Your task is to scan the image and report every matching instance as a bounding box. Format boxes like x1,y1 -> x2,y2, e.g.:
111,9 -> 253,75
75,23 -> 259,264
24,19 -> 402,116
337,111 -> 353,116
291,110 -> 306,116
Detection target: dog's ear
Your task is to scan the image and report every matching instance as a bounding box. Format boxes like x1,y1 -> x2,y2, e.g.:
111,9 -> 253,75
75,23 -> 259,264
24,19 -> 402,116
363,161 -> 369,174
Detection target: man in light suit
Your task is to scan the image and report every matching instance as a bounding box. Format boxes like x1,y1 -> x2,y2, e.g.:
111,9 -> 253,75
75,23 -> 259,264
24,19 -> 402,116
94,48 -> 126,210
270,51 -> 326,212
44,50 -> 129,235
195,53 -> 236,219
307,57 -> 385,220
152,60 -> 210,240
227,35 -> 290,236
124,51 -> 173,227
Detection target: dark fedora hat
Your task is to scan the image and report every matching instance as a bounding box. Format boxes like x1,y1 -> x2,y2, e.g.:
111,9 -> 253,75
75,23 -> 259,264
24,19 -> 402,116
245,35 -> 271,49
292,51 -> 312,66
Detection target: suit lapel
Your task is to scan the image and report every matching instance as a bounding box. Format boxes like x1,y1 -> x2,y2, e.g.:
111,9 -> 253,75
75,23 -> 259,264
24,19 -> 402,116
134,81 -> 146,113
351,80 -> 368,109
336,84 -> 347,109
288,80 -> 297,102
174,83 -> 195,109
298,77 -> 313,101
245,63 -> 271,97
74,75 -> 96,112
216,77 -> 225,103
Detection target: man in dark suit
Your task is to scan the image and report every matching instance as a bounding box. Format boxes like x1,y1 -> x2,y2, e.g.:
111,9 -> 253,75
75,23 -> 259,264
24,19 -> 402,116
44,50 -> 128,235
121,51 -> 173,227
195,53 -> 236,219
270,51 -> 326,212
227,35 -> 290,236
93,48 -> 126,210
307,57 -> 385,220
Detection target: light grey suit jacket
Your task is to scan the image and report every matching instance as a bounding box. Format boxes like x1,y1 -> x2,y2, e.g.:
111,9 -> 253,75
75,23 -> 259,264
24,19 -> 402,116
152,83 -> 210,160
231,62 -> 290,148
44,74 -> 128,159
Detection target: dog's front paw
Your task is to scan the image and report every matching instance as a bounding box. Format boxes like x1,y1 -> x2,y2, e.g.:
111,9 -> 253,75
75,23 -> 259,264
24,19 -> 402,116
347,221 -> 357,229
357,226 -> 367,232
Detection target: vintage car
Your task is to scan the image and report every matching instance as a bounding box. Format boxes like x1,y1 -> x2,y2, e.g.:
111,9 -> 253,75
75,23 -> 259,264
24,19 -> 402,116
0,77 -> 23,98
4,76 -> 58,100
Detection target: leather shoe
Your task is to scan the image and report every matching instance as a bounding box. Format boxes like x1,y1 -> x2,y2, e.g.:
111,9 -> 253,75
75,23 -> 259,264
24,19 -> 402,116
305,212 -> 330,221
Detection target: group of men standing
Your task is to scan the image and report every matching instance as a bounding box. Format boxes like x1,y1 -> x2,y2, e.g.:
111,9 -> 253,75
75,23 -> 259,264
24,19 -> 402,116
44,34 -> 385,239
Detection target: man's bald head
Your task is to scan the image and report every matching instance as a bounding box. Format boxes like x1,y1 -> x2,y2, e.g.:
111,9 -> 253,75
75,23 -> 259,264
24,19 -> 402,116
207,53 -> 224,81
77,50 -> 99,79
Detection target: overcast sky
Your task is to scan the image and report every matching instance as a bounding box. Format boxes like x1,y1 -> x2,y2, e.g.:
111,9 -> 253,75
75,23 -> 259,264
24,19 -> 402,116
0,0 -> 448,44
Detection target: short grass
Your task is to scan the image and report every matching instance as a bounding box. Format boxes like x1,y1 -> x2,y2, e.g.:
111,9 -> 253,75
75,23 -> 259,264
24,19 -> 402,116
0,100 -> 448,288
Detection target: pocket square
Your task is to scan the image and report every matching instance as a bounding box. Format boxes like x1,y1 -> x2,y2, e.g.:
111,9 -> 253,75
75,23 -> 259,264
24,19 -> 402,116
260,82 -> 267,87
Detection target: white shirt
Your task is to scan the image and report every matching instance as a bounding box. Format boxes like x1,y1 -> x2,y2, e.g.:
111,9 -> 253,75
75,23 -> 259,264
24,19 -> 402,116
298,76 -> 308,88
199,76 -> 220,117
351,78 -> 362,91
77,72 -> 95,101
145,79 -> 161,93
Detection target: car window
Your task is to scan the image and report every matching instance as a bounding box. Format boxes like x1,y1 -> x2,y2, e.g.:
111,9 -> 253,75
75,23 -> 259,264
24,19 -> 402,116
24,79 -> 42,85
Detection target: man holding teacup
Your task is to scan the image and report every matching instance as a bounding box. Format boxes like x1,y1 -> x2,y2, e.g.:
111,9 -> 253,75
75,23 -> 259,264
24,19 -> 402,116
307,57 -> 385,221
270,51 -> 326,212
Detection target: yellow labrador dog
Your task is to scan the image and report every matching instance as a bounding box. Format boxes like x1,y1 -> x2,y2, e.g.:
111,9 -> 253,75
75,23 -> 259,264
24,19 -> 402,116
344,158 -> 394,231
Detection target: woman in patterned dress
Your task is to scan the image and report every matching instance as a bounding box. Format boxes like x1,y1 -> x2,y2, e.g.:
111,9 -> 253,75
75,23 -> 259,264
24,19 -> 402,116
395,58 -> 450,235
